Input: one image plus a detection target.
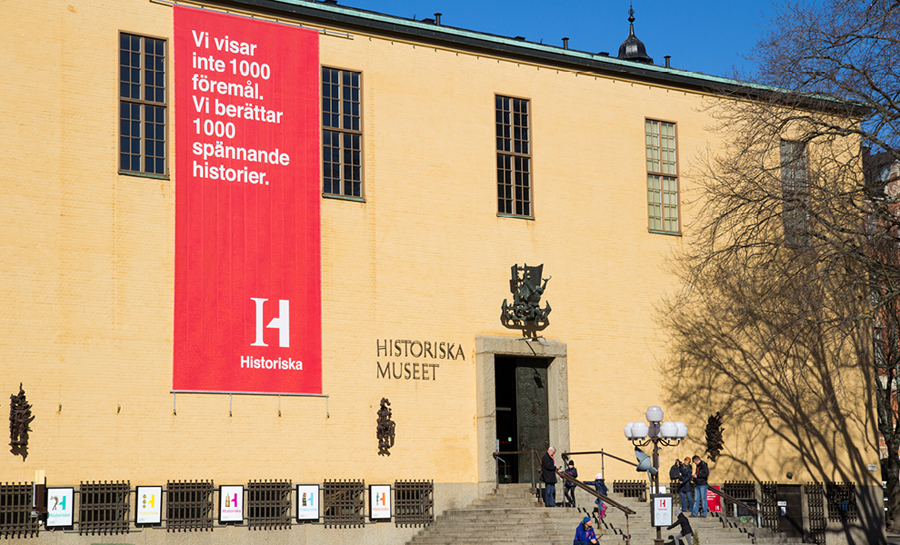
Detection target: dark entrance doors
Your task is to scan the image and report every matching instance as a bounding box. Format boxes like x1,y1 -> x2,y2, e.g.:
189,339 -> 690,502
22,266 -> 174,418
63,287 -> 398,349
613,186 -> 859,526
495,355 -> 550,484
776,484 -> 803,538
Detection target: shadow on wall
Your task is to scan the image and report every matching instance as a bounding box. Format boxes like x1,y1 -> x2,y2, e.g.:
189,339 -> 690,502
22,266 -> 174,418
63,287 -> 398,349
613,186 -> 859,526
659,248 -> 883,544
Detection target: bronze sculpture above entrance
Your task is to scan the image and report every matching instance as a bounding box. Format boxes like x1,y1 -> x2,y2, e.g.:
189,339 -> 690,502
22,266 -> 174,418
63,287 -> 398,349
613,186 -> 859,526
501,263 -> 551,335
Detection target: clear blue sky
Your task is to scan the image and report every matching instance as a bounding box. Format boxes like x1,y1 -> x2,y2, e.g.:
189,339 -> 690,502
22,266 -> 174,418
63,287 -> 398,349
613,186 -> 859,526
343,0 -> 785,78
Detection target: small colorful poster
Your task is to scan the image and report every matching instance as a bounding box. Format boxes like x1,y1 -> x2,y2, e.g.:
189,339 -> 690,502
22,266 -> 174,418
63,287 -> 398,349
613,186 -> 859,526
370,485 -> 391,520
707,485 -> 722,513
651,494 -> 673,527
219,485 -> 244,522
46,487 -> 74,527
136,486 -> 163,524
296,484 -> 318,521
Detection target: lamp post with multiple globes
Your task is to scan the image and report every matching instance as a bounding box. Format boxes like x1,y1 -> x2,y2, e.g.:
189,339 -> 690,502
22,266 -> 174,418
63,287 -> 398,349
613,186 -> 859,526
624,406 -> 688,545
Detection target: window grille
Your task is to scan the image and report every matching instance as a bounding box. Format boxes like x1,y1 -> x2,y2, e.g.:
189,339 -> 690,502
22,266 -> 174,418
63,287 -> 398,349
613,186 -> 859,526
759,481 -> 778,530
0,483 -> 39,538
119,33 -> 167,175
646,119 -> 679,233
78,481 -> 130,535
722,481 -> 756,516
323,480 -> 364,528
322,67 -> 362,198
807,482 -> 826,545
826,482 -> 857,522
394,480 -> 433,527
612,480 -> 646,502
780,139 -> 811,248
247,480 -> 291,530
496,95 -> 532,217
166,481 -> 214,532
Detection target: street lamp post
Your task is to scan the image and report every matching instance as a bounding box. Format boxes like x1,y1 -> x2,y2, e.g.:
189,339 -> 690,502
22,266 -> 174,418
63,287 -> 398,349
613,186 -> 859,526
624,406 -> 688,545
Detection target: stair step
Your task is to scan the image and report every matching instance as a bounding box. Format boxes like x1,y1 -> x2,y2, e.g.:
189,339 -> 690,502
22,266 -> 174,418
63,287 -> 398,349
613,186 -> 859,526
407,486 -> 805,545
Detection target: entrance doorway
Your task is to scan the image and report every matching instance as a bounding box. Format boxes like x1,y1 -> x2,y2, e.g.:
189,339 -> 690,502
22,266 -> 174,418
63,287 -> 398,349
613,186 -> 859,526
495,355 -> 551,484
475,335 -> 568,492
776,484 -> 803,538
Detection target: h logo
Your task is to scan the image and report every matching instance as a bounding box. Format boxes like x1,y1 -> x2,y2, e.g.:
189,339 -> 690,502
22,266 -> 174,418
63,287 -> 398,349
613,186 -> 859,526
250,298 -> 289,347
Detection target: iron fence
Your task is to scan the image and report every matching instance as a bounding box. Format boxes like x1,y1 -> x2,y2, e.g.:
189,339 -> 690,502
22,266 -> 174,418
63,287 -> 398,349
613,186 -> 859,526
166,480 -> 214,532
78,481 -> 130,535
248,480 -> 292,530
394,480 -> 433,527
806,482 -> 826,545
759,481 -> 778,531
612,480 -> 647,502
323,480 -> 364,528
826,482 -> 857,523
0,482 -> 39,539
722,481 -> 756,517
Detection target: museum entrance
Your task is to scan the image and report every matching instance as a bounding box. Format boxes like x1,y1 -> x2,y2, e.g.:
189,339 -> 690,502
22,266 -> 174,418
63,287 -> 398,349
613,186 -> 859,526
495,355 -> 551,484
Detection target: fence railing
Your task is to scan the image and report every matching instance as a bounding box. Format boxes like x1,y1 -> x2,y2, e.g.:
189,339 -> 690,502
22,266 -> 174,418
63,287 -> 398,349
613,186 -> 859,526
0,479 -> 433,535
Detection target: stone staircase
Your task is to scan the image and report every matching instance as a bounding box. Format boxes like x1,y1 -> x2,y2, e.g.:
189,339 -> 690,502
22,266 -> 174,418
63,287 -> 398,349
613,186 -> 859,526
405,484 -> 808,545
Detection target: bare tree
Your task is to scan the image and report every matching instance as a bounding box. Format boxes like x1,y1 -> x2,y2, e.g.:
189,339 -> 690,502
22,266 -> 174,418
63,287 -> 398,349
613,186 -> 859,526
663,0 -> 899,537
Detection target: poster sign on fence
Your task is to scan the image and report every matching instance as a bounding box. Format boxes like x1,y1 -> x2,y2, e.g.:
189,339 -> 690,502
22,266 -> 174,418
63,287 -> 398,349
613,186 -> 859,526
136,486 -> 163,524
46,487 -> 74,527
297,484 -> 319,521
370,485 -> 392,520
219,485 -> 244,522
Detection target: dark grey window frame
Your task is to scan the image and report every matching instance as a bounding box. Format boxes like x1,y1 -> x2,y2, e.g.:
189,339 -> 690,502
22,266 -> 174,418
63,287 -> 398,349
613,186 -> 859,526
496,95 -> 532,218
322,67 -> 363,199
119,32 -> 167,177
780,139 -> 811,248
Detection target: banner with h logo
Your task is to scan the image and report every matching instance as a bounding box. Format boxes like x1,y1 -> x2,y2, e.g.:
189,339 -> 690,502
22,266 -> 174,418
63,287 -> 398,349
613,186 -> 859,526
172,6 -> 321,394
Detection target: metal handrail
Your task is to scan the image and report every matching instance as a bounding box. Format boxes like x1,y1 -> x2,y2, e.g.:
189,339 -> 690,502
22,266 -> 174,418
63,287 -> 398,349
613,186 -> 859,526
560,449 -> 760,516
495,455 -> 511,483
560,449 -> 638,480
492,449 -> 636,516
706,485 -> 760,516
556,470 -> 636,515
557,469 -> 633,545
492,449 -> 543,491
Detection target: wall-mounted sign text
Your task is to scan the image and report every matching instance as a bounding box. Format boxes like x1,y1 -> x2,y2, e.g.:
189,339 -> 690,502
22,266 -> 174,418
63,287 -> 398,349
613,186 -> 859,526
375,339 -> 466,381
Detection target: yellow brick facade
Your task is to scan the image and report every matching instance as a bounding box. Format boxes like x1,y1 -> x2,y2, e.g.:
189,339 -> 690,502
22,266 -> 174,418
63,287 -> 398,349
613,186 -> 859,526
0,0 -> 881,542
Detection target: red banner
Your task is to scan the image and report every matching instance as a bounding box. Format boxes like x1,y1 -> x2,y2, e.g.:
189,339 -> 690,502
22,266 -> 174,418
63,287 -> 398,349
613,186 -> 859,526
173,6 -> 321,394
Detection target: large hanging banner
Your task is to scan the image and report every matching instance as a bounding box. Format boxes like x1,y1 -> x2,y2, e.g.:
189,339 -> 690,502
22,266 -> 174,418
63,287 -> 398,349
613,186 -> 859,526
173,6 -> 321,394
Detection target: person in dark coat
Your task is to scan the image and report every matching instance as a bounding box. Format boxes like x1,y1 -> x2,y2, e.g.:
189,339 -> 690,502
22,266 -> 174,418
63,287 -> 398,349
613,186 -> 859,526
541,446 -> 558,507
691,455 -> 710,517
667,508 -> 694,545
573,516 -> 599,544
564,460 -> 578,508
678,457 -> 693,513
